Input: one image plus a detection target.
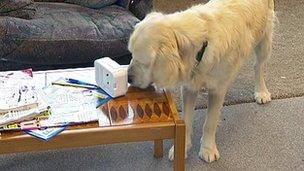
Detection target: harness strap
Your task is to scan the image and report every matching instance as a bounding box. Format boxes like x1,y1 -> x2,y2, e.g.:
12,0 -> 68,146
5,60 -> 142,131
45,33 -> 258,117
191,41 -> 208,79
196,41 -> 208,63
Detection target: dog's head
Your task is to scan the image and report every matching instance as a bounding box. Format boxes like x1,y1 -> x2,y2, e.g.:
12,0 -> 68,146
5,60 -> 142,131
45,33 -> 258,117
127,12 -> 192,89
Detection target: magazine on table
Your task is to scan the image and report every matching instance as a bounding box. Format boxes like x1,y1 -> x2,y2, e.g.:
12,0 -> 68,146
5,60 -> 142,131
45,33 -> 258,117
25,126 -> 67,141
0,69 -> 36,114
0,69 -> 49,126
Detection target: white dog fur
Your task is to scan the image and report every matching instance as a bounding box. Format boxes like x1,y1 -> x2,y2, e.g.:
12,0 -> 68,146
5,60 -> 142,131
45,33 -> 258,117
127,0 -> 275,163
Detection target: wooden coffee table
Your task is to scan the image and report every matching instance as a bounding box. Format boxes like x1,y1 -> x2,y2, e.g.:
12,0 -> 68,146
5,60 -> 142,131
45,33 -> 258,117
0,68 -> 185,171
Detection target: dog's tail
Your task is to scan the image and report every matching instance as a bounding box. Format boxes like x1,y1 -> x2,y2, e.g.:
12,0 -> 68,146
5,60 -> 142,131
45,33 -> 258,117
268,0 -> 274,10
267,0 -> 279,34
268,0 -> 278,25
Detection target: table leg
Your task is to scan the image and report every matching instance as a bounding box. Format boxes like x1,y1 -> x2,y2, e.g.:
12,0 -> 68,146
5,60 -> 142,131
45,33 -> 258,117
174,120 -> 185,171
154,139 -> 163,158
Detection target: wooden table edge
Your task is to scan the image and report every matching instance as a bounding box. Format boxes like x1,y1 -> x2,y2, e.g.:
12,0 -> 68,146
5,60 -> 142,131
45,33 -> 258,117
0,122 -> 176,154
164,91 -> 183,123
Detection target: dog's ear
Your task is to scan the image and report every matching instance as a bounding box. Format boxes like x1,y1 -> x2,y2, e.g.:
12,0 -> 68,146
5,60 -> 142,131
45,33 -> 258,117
152,29 -> 185,69
151,34 -> 184,88
155,29 -> 181,62
172,30 -> 193,58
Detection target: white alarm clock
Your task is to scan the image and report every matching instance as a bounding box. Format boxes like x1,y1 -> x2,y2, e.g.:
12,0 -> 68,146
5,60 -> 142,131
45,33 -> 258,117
94,57 -> 128,98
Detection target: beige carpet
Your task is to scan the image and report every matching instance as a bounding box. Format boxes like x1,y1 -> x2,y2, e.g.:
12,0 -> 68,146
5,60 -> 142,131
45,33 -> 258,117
153,0 -> 304,110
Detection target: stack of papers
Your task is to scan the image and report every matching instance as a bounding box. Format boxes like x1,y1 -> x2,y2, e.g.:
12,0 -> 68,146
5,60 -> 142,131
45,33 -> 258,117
0,69 -> 112,141
0,69 -> 49,127
25,78 -> 112,141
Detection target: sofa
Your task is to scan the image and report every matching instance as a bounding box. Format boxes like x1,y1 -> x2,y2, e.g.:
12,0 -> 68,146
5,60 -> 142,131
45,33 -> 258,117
0,0 -> 153,71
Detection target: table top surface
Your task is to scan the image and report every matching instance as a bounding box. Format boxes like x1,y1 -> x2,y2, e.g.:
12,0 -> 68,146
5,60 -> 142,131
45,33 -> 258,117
0,68 -> 180,140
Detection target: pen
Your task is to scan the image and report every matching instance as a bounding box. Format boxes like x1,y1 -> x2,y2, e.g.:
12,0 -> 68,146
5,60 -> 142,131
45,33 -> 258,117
65,78 -> 98,87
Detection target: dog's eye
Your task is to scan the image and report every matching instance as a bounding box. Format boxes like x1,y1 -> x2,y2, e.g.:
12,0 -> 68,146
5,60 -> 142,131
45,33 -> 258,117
141,62 -> 150,69
142,62 -> 149,66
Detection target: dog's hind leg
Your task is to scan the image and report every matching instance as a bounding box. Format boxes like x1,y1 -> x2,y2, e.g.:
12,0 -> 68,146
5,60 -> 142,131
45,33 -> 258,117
254,24 -> 273,104
169,86 -> 198,161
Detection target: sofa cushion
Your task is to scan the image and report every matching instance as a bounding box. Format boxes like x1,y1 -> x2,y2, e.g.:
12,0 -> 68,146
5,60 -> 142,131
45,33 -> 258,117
0,0 -> 36,19
0,2 -> 139,65
65,0 -> 117,9
34,0 -> 130,9
0,0 -> 32,13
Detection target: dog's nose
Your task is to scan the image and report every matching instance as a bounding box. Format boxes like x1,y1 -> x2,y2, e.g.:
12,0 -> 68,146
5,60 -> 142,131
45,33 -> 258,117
128,74 -> 133,84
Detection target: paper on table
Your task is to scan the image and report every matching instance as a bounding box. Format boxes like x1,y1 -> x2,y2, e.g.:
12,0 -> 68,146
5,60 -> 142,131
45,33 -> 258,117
40,82 -> 111,127
0,101 -> 49,127
45,68 -> 96,86
0,69 -> 49,127
32,69 -> 112,127
0,110 -> 51,131
0,69 -> 38,114
32,68 -> 96,89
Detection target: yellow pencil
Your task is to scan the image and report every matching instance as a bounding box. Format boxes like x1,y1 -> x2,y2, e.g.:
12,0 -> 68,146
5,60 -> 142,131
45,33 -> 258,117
51,82 -> 97,89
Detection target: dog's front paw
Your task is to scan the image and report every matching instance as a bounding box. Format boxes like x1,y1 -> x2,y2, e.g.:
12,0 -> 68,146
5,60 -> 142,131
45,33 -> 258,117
254,91 -> 271,104
168,145 -> 190,161
199,145 -> 220,163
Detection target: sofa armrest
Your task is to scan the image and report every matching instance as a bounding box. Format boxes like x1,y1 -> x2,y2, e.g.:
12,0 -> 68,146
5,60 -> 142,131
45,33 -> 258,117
130,0 -> 153,20
117,0 -> 153,20
34,0 -> 65,2
116,0 -> 131,9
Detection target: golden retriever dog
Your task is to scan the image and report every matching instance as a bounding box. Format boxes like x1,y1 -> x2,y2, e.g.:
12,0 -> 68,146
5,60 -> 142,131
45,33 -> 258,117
127,0 -> 275,162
